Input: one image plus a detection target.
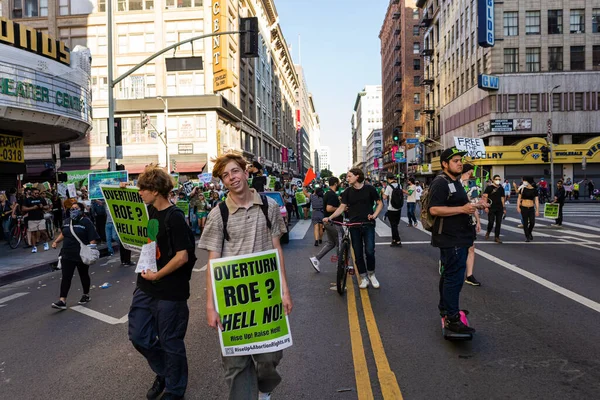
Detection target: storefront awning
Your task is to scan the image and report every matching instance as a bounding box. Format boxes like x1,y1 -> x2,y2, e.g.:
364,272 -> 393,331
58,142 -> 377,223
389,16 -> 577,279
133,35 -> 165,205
174,161 -> 206,173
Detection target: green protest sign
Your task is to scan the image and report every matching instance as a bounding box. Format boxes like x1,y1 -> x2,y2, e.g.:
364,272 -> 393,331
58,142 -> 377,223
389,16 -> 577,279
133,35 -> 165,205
100,185 -> 149,251
295,191 -> 307,206
210,249 -> 293,356
176,200 -> 189,216
544,203 -> 559,219
268,176 -> 276,190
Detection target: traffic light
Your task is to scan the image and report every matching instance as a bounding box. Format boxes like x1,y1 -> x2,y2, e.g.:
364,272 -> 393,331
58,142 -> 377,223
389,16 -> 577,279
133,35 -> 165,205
59,143 -> 71,159
540,146 -> 549,163
240,17 -> 259,58
393,128 -> 400,143
106,117 -> 123,146
140,112 -> 150,129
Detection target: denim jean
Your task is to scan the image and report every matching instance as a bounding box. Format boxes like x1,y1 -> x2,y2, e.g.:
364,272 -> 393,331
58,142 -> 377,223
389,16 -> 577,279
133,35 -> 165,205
406,202 -> 417,225
105,222 -> 119,254
438,246 -> 469,318
128,288 -> 189,397
349,223 -> 376,275
2,218 -> 11,239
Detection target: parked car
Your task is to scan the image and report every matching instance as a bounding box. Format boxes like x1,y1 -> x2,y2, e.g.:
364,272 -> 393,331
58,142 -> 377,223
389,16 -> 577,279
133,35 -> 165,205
261,191 -> 289,244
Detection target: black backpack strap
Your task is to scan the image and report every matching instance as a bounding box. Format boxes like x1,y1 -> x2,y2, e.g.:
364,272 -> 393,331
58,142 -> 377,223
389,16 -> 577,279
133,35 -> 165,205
260,195 -> 272,230
219,201 -> 230,241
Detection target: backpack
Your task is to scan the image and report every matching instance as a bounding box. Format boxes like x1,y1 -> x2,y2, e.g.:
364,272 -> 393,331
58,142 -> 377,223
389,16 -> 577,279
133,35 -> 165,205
420,174 -> 452,233
390,183 -> 404,209
218,194 -> 271,242
164,206 -> 197,280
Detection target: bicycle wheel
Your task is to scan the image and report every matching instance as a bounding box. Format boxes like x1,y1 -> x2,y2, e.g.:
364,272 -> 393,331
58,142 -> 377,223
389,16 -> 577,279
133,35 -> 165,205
337,240 -> 349,295
8,225 -> 21,249
46,219 -> 55,240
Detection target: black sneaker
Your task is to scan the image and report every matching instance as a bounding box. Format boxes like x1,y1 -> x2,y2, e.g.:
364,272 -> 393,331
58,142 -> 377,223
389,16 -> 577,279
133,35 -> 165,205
147,375 -> 165,400
445,316 -> 476,334
51,300 -> 67,310
465,275 -> 481,286
121,261 -> 134,267
78,295 -> 91,305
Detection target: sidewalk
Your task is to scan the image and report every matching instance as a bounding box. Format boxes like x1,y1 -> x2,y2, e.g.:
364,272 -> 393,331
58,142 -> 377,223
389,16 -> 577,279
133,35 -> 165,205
0,240 -> 111,287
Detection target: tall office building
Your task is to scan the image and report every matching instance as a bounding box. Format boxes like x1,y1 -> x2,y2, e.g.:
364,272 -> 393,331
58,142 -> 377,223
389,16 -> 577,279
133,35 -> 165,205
417,0 -> 600,182
351,85 -> 383,171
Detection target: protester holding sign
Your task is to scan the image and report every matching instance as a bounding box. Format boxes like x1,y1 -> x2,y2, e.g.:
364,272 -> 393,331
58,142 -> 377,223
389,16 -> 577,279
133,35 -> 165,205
551,180 -> 566,227
516,176 -> 539,242
199,153 -> 292,400
127,165 -> 197,400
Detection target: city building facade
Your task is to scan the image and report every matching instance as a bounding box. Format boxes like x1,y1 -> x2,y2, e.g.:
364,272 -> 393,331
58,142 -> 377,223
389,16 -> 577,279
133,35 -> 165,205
3,0 -> 308,180
294,64 -> 320,175
380,0 -> 424,175
417,0 -> 600,183
351,85 -> 382,171
319,145 -> 330,172
365,129 -> 383,180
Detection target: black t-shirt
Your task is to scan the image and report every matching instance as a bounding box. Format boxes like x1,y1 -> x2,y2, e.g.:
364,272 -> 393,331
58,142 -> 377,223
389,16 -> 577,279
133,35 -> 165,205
340,184 -> 380,223
520,187 -> 537,201
428,173 -> 474,248
556,187 -> 566,204
137,205 -> 196,301
25,197 -> 45,220
484,184 -> 504,210
323,190 -> 342,222
60,217 -> 100,262
251,174 -> 266,192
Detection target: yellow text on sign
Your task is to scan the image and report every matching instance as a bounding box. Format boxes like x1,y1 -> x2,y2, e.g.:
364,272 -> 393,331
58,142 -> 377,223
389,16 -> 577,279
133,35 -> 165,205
0,133 -> 24,163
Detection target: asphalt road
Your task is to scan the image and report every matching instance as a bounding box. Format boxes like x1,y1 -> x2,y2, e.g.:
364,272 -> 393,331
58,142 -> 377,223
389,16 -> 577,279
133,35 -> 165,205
0,203 -> 599,399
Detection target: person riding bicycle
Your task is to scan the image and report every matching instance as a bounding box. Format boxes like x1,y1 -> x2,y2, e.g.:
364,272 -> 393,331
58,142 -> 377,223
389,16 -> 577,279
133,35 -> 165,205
323,168 -> 383,289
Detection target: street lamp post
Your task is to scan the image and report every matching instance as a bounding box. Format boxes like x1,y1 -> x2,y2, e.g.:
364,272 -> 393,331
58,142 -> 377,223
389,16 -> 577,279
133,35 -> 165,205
157,97 -> 169,172
548,84 -> 560,198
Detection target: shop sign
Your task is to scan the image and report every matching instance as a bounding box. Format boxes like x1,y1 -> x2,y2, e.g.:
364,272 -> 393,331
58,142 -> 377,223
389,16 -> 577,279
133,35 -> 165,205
477,0 -> 495,47
178,143 -> 194,155
490,118 -> 532,132
0,133 -> 24,163
212,0 -> 233,91
0,17 -> 70,66
585,142 -> 600,158
478,74 -> 499,91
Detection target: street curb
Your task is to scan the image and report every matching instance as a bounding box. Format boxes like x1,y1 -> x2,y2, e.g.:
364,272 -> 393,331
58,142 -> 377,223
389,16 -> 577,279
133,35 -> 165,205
0,246 -> 111,287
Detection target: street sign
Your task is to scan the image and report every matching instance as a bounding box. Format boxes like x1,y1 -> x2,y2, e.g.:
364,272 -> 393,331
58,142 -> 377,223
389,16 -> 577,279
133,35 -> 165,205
107,146 -> 123,160
396,158 -> 406,163
406,138 -> 420,144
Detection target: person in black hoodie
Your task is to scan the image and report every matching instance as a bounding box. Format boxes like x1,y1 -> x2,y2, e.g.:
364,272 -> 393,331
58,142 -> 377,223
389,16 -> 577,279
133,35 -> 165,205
248,161 -> 267,192
50,202 -> 100,309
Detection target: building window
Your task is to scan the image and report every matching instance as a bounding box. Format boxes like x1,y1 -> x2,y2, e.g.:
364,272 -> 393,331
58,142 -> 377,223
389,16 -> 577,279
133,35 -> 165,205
413,9 -> 419,19
593,9 -> 600,33
570,46 -> 585,70
594,46 -> 600,70
165,0 -> 200,7
503,11 -> 518,36
12,0 -> 48,18
414,110 -> 421,121
413,25 -> 420,36
574,93 -> 584,110
530,94 -> 539,111
526,11 -> 541,35
414,76 -> 421,86
504,48 -> 519,72
508,95 -> 517,111
414,93 -> 421,104
526,48 -> 540,72
570,9 -> 585,33
548,47 -> 563,71
166,71 -> 205,96
413,59 -> 421,70
413,42 -> 420,54
97,0 -> 106,12
548,10 -> 563,34
552,93 -> 561,110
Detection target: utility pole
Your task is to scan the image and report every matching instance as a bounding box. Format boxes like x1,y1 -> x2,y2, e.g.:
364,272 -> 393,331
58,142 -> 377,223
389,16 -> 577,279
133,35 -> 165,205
548,84 -> 560,198
107,0 -> 116,171
157,97 -> 169,171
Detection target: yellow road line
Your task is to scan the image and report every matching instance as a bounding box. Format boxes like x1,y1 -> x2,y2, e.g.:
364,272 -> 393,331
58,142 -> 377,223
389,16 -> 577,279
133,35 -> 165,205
360,289 -> 404,399
347,277 -> 375,400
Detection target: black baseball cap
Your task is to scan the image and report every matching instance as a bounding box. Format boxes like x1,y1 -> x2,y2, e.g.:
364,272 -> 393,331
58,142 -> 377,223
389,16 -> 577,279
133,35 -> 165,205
440,147 -> 468,165
386,172 -> 396,180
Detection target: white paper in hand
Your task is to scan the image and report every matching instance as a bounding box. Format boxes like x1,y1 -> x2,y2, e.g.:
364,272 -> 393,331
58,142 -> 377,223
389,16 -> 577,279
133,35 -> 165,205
135,241 -> 158,273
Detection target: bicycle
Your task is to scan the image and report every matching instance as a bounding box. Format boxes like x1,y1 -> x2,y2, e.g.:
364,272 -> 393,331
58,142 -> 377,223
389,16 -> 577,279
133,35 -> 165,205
44,214 -> 55,240
9,216 -> 28,249
330,220 -> 373,295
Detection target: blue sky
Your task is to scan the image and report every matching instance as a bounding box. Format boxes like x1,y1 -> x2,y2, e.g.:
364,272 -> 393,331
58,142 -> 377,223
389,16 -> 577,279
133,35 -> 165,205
275,0 -> 389,175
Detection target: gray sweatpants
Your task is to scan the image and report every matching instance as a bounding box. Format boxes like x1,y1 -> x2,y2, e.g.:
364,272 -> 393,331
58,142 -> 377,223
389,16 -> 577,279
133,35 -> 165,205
222,351 -> 283,399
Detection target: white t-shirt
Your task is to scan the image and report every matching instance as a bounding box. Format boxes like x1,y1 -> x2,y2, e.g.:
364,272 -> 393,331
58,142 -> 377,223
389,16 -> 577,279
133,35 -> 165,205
407,184 -> 417,203
384,183 -> 402,211
415,185 -> 423,201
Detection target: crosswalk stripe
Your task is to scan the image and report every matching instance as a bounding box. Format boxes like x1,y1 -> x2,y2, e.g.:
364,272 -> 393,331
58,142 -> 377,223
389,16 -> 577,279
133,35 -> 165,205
374,221 -> 392,237
289,220 -> 312,240
504,217 -> 600,238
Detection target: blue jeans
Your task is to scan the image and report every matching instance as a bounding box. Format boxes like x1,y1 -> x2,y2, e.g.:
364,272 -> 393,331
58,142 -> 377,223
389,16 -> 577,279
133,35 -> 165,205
406,202 -> 417,225
105,222 -> 119,254
129,288 -> 189,397
439,247 -> 469,318
2,218 -> 11,239
349,223 -> 376,275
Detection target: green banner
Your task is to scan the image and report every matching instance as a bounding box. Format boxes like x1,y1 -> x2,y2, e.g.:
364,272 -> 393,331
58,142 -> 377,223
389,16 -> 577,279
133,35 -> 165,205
63,169 -> 106,189
100,185 -> 149,251
176,200 -> 189,216
544,203 -> 559,219
295,191 -> 307,206
210,249 -> 293,356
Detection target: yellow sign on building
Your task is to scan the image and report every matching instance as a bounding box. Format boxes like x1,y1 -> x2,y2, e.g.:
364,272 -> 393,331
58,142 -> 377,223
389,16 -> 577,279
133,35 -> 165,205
212,0 -> 233,91
430,137 -> 600,171
0,133 -> 25,164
